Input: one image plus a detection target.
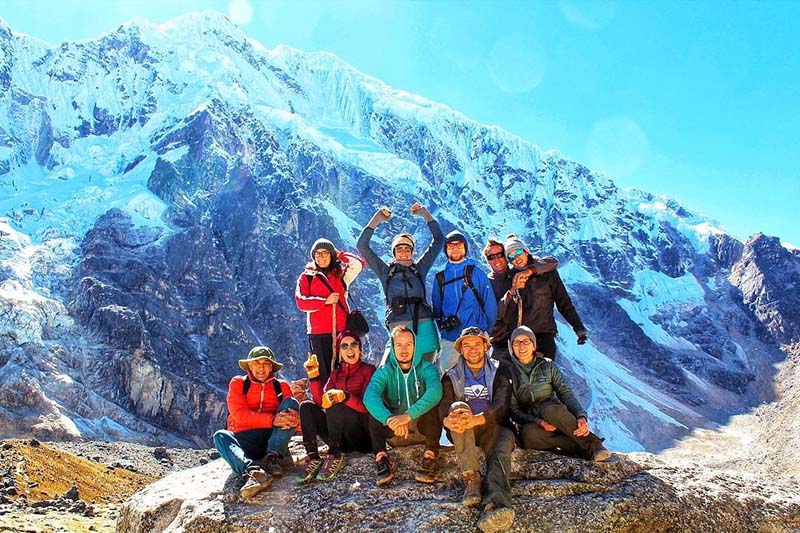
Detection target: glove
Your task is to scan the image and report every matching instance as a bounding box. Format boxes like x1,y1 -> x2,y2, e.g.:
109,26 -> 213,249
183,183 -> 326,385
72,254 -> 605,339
304,353 -> 320,379
576,332 -> 588,345
322,389 -> 346,409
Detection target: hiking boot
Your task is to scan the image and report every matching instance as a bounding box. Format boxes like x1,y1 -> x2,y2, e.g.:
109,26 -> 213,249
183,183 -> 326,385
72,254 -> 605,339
477,503 -> 515,533
591,443 -> 612,462
239,468 -> 272,499
462,470 -> 482,508
296,455 -> 324,484
375,454 -> 394,486
414,452 -> 437,484
260,452 -> 284,477
317,453 -> 346,481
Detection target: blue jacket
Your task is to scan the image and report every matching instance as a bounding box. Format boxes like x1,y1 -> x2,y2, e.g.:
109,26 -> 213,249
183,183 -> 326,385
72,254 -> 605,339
363,329 -> 443,424
431,259 -> 497,341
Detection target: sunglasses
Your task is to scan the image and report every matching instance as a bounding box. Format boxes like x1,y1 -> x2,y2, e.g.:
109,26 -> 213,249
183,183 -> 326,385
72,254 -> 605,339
339,342 -> 360,351
507,249 -> 525,260
486,252 -> 505,261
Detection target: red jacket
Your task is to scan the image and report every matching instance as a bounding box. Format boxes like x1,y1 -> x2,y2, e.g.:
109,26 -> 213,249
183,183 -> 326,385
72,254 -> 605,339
309,360 -> 376,414
295,251 -> 364,334
226,374 -> 293,432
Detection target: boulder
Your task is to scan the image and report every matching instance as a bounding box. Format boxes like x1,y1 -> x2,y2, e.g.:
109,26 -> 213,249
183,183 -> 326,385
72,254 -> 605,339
117,447 -> 800,532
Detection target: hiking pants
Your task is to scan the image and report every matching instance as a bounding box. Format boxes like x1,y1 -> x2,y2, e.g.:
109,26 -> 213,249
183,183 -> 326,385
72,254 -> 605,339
448,422 -> 515,509
368,406 -> 441,455
308,333 -> 334,384
213,397 -> 299,477
299,401 -> 371,456
518,400 -> 602,457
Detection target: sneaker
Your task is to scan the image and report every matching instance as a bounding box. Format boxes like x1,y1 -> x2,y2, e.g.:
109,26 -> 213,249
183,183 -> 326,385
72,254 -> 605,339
317,453 -> 346,481
296,455 -> 324,484
239,468 -> 272,499
260,453 -> 284,477
462,470 -> 482,508
414,451 -> 437,484
375,454 -> 394,486
477,503 -> 515,533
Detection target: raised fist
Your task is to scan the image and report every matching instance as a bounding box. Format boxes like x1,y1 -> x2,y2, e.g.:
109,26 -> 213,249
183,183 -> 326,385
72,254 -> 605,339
304,352 -> 320,379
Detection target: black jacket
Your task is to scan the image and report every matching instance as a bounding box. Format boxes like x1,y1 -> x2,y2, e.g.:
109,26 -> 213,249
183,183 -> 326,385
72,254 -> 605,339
492,269 -> 585,344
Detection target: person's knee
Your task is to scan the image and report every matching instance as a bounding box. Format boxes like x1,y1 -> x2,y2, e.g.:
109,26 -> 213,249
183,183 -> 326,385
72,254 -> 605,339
540,402 -> 568,421
298,400 -> 317,415
278,396 -> 300,411
212,430 -> 232,447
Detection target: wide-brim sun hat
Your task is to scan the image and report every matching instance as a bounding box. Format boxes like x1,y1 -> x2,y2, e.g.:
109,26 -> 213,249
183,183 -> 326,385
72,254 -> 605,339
238,346 -> 284,373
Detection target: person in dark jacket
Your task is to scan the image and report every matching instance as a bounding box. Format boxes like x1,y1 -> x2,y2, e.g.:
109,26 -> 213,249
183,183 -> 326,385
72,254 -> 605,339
508,327 -> 611,462
357,203 -> 444,365
492,234 -> 583,361
439,327 -> 515,533
213,347 -> 300,499
295,238 -> 365,384
432,230 -> 497,375
297,330 -> 376,483
364,326 -> 443,486
482,238 -> 559,307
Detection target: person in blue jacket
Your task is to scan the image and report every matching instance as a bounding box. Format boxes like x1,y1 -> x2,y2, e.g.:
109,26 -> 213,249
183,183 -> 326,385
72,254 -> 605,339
363,326 -> 443,486
432,230 -> 497,374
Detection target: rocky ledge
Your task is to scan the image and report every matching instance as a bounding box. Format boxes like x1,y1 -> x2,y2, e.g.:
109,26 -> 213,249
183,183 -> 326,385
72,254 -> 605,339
117,446 -> 800,532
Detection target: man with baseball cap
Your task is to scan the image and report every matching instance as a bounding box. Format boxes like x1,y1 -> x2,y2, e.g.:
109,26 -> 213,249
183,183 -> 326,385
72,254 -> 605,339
213,346 -> 300,499
440,326 -> 515,532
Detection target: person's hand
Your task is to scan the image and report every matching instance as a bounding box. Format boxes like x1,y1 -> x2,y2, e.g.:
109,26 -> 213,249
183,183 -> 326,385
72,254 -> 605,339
303,353 -> 319,379
576,332 -> 588,345
274,409 -> 299,429
394,423 -> 409,439
325,389 -> 345,405
387,413 -> 412,432
538,420 -> 557,432
574,417 -> 589,437
443,411 -> 467,433
375,207 -> 392,224
512,270 -> 532,290
325,293 -> 340,305
410,202 -> 432,221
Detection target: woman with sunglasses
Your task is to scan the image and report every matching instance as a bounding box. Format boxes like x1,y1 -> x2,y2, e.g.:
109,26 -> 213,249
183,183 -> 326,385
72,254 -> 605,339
295,238 -> 365,384
491,234 -> 586,362
297,330 -> 376,483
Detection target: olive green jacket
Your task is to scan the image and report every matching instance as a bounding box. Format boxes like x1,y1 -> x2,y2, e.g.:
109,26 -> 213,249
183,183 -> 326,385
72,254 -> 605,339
509,355 -> 587,425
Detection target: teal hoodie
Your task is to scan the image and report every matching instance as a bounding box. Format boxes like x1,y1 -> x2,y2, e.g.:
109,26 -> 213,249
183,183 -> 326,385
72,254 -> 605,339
364,329 -> 443,424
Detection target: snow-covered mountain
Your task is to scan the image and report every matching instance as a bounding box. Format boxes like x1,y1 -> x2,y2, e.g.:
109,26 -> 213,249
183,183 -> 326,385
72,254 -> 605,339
1,12 -> 797,451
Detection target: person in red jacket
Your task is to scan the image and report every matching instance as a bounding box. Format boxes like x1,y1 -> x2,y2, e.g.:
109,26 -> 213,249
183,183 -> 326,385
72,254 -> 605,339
213,346 -> 300,499
295,238 -> 365,384
296,330 -> 376,483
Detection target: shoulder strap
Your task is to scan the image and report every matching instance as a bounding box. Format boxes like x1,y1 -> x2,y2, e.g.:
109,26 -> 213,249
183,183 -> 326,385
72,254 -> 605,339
273,379 -> 284,402
463,265 -> 486,314
310,272 -> 348,312
242,376 -> 251,396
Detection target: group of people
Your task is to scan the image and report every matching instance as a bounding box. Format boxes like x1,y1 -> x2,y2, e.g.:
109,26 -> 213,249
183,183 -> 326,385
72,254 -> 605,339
213,204 -> 609,533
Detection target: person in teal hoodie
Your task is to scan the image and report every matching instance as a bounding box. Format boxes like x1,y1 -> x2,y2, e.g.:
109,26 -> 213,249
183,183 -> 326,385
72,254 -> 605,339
364,325 -> 443,486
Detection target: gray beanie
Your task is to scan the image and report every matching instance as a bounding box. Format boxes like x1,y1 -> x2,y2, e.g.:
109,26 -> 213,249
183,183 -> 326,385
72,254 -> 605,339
504,234 -> 531,258
310,238 -> 338,261
508,326 -> 537,355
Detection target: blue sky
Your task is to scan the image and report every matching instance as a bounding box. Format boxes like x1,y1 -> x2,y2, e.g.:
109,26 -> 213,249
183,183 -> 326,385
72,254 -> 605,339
3,0 -> 799,245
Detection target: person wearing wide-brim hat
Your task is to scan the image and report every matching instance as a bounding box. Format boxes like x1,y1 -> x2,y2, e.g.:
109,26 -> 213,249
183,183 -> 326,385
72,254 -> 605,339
439,326 -> 516,532
213,346 -> 300,499
356,202 -> 444,365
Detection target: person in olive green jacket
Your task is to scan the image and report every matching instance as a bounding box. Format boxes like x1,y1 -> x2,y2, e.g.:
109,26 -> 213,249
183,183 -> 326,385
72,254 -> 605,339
508,326 -> 611,461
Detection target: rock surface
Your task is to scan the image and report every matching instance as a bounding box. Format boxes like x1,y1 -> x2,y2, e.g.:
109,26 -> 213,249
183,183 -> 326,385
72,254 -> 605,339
117,447 -> 800,533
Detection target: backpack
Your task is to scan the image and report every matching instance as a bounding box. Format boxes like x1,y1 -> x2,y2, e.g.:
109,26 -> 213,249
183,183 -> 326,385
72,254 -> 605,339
242,376 -> 284,401
435,264 -> 486,318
